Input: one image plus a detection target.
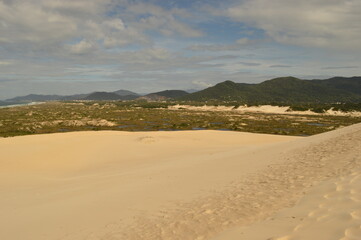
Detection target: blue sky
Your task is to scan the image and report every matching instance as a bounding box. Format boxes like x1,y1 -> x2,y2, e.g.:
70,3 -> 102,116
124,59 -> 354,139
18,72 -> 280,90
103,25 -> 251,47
0,0 -> 361,99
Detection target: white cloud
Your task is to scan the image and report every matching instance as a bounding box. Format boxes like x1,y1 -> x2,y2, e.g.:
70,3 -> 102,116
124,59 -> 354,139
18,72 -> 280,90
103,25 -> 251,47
128,2 -> 203,38
187,37 -> 254,52
0,1 -> 77,44
0,0 -> 201,57
0,0 -> 149,51
224,0 -> 361,50
103,19 -> 125,31
125,48 -> 172,65
236,38 -> 250,45
191,80 -> 213,88
1,0 -> 361,99
101,19 -> 150,48
269,65 -> 292,68
68,39 -> 96,54
0,61 -> 12,66
322,66 -> 359,70
187,43 -> 239,52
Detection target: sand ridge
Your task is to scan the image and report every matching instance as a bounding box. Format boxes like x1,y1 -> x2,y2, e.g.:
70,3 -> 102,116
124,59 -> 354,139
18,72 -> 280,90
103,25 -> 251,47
118,124 -> 361,240
168,104 -> 361,117
0,124 -> 360,239
0,130 -> 298,240
212,168 -> 361,240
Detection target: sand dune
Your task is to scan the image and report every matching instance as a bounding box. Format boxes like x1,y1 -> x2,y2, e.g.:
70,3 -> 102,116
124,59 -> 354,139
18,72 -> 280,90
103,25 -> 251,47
212,170 -> 361,240
169,104 -> 361,117
0,124 -> 360,240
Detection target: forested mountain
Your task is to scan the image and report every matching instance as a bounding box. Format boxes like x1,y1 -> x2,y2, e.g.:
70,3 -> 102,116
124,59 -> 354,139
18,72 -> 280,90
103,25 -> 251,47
181,77 -> 361,103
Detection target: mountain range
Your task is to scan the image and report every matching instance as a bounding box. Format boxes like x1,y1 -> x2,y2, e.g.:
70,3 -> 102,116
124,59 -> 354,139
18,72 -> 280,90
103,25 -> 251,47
138,90 -> 189,101
3,76 -> 361,104
181,76 -> 361,103
5,89 -> 140,102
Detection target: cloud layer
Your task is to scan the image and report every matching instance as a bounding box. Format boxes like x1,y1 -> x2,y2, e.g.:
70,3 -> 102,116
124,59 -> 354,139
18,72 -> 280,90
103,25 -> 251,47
0,0 -> 360,99
224,0 -> 361,49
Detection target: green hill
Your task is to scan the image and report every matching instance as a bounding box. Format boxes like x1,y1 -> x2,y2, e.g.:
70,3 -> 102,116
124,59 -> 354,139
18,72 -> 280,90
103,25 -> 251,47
6,89 -> 140,102
84,92 -> 126,100
112,89 -> 139,96
140,90 -> 189,101
6,94 -> 64,102
312,77 -> 361,95
181,76 -> 361,103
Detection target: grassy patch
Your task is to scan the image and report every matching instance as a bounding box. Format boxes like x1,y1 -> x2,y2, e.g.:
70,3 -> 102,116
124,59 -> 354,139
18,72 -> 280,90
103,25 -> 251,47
0,101 -> 360,137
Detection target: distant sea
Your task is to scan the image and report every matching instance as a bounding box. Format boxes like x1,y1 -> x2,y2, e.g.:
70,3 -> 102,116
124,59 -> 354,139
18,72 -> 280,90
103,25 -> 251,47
0,102 -> 43,108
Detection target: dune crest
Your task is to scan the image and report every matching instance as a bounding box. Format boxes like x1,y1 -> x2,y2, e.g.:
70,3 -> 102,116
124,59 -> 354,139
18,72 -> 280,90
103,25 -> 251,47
0,124 -> 360,240
212,168 -> 361,240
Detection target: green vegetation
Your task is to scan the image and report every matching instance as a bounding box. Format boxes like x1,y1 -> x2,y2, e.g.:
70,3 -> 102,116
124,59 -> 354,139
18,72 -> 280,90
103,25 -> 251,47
180,77 -> 361,103
6,76 -> 361,104
148,90 -> 189,98
84,92 -> 137,100
287,103 -> 361,112
0,101 -> 360,138
139,90 -> 190,101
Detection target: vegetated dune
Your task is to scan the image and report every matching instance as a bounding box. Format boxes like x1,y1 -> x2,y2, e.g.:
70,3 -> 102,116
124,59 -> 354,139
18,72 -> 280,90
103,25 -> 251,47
0,124 -> 360,240
169,104 -> 361,117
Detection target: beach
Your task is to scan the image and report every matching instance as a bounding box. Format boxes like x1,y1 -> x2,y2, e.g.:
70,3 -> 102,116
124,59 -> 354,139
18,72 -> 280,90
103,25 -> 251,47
0,102 -> 43,109
1,124 -> 360,239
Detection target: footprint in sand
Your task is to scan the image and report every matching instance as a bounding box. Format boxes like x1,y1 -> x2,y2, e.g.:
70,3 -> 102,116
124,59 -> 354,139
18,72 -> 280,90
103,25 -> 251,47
342,225 -> 361,239
350,174 -> 361,184
137,136 -> 156,143
203,209 -> 214,215
350,194 -> 361,202
350,210 -> 361,220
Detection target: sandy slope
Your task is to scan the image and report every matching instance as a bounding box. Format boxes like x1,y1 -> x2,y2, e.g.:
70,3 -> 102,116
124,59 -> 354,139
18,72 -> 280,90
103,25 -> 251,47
0,124 -> 360,240
212,170 -> 361,240
169,104 -> 361,117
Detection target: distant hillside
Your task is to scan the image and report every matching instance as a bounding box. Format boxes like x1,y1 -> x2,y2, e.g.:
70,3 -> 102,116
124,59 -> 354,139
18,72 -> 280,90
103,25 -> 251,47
5,76 -> 361,104
84,92 -> 130,101
118,95 -> 140,100
185,89 -> 199,93
312,77 -> 361,95
61,94 -> 90,101
181,77 -> 361,103
6,94 -> 64,102
0,101 -> 19,106
6,89 -> 140,102
139,90 -> 189,101
112,89 -> 139,96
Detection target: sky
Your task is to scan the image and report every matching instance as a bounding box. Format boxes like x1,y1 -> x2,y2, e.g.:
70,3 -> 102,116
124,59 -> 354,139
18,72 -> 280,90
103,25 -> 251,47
1,0 -> 361,99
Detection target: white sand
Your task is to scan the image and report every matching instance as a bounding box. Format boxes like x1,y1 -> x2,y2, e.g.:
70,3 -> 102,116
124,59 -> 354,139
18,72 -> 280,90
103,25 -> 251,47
212,170 -> 361,240
0,124 -> 360,240
169,104 -> 361,117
